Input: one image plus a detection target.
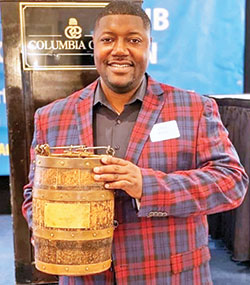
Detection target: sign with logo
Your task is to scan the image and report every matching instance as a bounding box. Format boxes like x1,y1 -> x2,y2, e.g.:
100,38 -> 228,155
20,2 -> 109,70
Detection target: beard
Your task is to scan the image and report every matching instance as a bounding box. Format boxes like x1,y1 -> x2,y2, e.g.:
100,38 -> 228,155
104,78 -> 135,94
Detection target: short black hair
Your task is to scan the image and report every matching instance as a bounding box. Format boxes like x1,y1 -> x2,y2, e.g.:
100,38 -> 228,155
94,1 -> 151,31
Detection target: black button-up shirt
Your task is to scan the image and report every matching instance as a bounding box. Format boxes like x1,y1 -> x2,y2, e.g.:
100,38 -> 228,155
93,76 -> 147,158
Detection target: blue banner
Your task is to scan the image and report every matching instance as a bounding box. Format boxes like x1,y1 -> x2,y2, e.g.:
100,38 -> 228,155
143,0 -> 245,95
0,13 -> 9,175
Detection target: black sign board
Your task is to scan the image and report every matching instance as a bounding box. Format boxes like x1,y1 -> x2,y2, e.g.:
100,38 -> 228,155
20,2 -> 109,70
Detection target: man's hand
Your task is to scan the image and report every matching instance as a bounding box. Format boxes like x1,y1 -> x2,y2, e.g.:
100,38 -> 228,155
93,156 -> 142,199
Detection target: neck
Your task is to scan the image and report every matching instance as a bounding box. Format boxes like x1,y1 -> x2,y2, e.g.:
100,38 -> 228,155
101,82 -> 139,114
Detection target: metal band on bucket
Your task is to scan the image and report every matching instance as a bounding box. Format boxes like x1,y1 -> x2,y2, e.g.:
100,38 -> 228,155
35,259 -> 112,276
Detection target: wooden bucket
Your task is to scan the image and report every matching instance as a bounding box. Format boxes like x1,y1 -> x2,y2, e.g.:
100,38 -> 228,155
32,145 -> 114,276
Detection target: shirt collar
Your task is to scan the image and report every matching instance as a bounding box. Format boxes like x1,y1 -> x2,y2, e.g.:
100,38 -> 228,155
94,75 -> 147,107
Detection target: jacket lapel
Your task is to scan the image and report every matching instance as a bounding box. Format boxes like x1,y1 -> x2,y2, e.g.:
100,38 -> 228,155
74,80 -> 98,148
74,76 -> 165,160
125,76 -> 165,164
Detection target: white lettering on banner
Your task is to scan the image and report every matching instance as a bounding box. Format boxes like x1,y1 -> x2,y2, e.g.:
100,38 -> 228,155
149,42 -> 158,64
0,88 -> 6,104
145,8 -> 170,31
0,143 -> 9,156
145,8 -> 169,65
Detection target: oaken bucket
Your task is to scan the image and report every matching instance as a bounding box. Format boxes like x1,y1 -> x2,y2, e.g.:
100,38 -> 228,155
32,144 -> 115,276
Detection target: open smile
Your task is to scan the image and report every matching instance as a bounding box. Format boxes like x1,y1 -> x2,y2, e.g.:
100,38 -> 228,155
107,61 -> 134,68
106,62 -> 134,75
110,63 -> 131,68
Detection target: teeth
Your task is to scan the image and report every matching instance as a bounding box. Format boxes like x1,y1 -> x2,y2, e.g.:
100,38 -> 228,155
110,64 -> 130,68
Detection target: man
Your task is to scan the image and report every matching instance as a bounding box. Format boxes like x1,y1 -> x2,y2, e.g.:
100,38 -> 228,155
22,1 -> 248,284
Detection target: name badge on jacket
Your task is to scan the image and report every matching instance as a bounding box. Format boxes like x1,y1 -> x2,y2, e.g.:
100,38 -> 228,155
150,120 -> 180,142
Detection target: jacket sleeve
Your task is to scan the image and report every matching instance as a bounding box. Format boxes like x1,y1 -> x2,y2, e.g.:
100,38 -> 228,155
138,98 -> 249,218
22,109 -> 43,229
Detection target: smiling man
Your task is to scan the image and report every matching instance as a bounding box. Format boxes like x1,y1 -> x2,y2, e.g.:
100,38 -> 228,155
93,11 -> 150,98
22,1 -> 248,285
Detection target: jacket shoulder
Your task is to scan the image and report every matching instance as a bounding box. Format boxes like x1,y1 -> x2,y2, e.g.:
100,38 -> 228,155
35,80 -> 97,117
147,76 -> 214,108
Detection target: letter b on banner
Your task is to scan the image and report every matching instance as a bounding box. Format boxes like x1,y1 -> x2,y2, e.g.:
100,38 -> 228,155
145,8 -> 169,31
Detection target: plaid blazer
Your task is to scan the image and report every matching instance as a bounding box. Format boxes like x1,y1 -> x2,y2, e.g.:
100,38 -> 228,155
23,75 -> 248,285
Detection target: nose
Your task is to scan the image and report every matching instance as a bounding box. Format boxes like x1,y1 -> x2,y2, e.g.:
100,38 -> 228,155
111,38 -> 129,56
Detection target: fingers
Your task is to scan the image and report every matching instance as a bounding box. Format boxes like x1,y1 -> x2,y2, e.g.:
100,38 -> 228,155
94,165 -> 126,175
93,157 -> 129,186
92,156 -> 142,199
94,173 -> 126,182
104,180 -> 130,190
100,155 -> 127,166
93,156 -> 128,175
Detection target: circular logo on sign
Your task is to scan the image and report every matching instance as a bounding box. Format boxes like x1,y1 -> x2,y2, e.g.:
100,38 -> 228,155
64,18 -> 82,39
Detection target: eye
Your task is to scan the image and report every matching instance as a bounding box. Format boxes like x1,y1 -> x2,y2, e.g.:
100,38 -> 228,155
100,37 -> 113,43
129,38 -> 142,44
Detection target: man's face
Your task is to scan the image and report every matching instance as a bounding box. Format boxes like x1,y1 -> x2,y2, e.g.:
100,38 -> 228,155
93,15 -> 151,94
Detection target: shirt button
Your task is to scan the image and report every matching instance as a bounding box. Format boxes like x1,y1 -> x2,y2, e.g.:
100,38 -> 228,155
114,220 -> 119,228
114,145 -> 120,150
116,119 -> 121,125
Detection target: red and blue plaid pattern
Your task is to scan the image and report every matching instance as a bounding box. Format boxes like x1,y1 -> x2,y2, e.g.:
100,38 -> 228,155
23,75 -> 248,284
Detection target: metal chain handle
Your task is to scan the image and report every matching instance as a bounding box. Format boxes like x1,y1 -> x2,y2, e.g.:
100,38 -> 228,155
35,144 -> 115,156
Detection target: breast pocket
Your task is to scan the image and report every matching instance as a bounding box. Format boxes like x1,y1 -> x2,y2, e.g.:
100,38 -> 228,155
138,138 -> 195,173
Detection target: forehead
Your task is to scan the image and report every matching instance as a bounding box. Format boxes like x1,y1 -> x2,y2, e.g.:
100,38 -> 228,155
94,14 -> 148,34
